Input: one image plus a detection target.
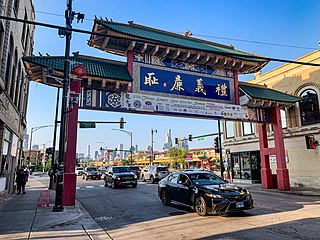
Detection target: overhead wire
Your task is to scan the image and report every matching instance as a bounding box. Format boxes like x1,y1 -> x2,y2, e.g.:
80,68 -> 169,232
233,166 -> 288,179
20,8 -> 318,51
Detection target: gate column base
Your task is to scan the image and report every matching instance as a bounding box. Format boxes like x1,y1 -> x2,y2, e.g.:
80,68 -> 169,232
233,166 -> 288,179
276,168 -> 290,191
261,168 -> 273,189
62,173 -> 76,206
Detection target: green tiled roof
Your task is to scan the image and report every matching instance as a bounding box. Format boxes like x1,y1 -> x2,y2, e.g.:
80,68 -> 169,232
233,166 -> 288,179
95,20 -> 267,64
23,56 -> 132,82
239,82 -> 301,103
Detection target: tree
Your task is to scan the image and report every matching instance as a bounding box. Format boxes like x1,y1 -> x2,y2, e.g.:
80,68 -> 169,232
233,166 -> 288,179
168,147 -> 188,169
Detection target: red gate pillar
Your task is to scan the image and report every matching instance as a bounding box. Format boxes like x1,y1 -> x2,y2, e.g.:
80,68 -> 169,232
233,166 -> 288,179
270,106 -> 290,191
62,80 -> 81,206
258,123 -> 273,189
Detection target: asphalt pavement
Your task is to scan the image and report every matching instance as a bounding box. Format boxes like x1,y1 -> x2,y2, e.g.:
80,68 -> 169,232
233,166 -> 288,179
0,174 -> 320,240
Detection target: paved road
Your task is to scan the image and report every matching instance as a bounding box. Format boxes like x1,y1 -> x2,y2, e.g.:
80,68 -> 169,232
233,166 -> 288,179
35,176 -> 320,240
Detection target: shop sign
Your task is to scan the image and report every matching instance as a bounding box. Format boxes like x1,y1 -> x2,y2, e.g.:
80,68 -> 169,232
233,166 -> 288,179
185,153 -> 193,162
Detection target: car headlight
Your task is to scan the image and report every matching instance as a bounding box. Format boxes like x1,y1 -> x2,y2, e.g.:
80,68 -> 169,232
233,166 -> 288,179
117,177 -> 121,181
205,192 -> 223,198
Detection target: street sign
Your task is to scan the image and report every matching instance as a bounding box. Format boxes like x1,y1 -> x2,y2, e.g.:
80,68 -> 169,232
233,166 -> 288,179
79,122 -> 96,128
198,137 -> 204,141
108,150 -> 114,153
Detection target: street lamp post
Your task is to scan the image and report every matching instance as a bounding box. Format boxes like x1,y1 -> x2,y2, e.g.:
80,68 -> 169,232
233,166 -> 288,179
151,129 -> 157,165
111,129 -> 133,164
29,125 -> 54,163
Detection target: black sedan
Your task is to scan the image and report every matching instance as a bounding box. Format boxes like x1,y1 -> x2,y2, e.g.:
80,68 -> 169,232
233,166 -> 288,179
158,171 -> 253,216
104,166 -> 138,188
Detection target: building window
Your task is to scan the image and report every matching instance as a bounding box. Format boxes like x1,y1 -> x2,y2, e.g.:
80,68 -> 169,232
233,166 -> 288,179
242,122 -> 254,135
0,25 -> 4,63
14,61 -> 21,105
225,121 -> 235,139
1,129 -> 12,178
299,89 -> 320,125
21,10 -> 27,46
13,0 -> 19,17
10,49 -> 18,99
281,109 -> 287,128
5,35 -> 14,91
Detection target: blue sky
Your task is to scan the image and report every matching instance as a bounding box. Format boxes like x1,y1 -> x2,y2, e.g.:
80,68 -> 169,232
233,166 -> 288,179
28,0 -> 320,155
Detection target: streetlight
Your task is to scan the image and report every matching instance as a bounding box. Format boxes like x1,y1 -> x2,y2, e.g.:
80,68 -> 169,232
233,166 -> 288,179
111,129 -> 133,164
151,129 -> 157,165
29,125 -> 54,163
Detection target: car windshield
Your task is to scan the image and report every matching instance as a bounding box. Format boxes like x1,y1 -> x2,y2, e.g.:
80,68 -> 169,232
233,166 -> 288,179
113,167 -> 131,173
189,173 -> 225,186
87,167 -> 97,171
157,167 -> 168,171
77,167 -> 84,170
129,166 -> 140,170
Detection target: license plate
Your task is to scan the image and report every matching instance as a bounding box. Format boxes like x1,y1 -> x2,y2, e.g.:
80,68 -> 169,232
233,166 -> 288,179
236,202 -> 244,208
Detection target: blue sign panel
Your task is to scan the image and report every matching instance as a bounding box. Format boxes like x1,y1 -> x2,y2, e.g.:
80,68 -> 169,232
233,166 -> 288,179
139,66 -> 231,101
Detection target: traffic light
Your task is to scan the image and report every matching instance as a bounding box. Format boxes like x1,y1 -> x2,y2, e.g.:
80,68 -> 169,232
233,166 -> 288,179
214,137 -> 220,153
175,138 -> 178,144
188,134 -> 192,141
120,117 -> 125,129
46,147 -> 54,155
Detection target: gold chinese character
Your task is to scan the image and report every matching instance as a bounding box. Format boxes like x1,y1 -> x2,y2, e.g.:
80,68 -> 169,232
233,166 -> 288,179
144,72 -> 159,86
194,78 -> 206,95
170,75 -> 184,91
216,83 -> 228,96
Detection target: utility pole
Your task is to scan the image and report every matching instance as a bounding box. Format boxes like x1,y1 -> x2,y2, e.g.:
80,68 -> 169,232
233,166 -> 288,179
49,88 -> 60,190
53,0 -> 73,212
218,120 -> 224,178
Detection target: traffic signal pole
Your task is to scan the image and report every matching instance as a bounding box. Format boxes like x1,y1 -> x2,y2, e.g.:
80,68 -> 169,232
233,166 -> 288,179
53,0 -> 73,212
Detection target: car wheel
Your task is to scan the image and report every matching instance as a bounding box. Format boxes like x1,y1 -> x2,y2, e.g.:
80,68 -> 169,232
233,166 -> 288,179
132,182 -> 137,188
111,180 -> 117,189
160,189 -> 170,206
151,175 -> 155,184
142,175 -> 146,182
195,196 -> 207,216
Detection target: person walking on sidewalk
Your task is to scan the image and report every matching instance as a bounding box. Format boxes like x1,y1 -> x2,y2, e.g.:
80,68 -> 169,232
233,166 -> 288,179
16,166 -> 29,194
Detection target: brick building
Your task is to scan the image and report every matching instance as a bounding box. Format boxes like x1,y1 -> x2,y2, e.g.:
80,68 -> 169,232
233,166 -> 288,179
223,50 -> 320,189
0,0 -> 35,195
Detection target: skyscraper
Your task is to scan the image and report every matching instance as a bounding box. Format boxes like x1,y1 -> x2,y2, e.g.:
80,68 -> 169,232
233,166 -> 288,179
87,145 -> 91,159
163,129 -> 173,150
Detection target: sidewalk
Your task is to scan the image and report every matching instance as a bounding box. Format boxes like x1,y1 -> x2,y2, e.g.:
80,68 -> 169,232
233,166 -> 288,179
236,183 -> 320,197
1,177 -> 320,240
0,176 -> 108,240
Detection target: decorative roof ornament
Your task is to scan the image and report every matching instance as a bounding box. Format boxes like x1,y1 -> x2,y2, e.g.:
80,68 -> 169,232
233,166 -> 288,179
183,30 -> 193,37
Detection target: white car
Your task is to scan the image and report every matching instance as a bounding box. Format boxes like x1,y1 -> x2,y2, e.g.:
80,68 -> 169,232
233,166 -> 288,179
75,167 -> 84,176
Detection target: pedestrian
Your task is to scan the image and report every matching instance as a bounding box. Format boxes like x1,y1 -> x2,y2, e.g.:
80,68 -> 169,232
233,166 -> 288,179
16,166 -> 28,194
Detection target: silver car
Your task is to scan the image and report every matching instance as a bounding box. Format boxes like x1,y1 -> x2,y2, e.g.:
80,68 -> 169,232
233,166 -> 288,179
142,166 -> 169,183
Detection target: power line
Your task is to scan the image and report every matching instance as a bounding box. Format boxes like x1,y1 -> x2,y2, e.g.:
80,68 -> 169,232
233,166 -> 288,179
2,15 -> 320,67
19,8 -> 317,51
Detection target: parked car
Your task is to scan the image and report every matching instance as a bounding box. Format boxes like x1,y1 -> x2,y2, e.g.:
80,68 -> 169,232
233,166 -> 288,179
128,166 -> 142,179
158,170 -> 253,216
75,167 -> 84,176
82,167 -> 101,180
104,166 -> 138,188
142,165 -> 169,183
